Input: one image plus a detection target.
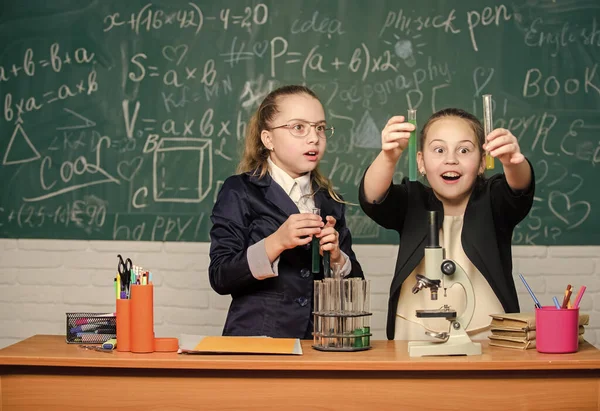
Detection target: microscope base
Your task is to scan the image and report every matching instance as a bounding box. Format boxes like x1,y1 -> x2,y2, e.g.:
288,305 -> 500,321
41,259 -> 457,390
408,322 -> 482,357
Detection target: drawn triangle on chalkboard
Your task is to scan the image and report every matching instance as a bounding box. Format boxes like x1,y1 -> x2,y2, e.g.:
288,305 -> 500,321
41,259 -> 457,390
2,120 -> 41,166
354,111 -> 380,149
56,108 -> 96,130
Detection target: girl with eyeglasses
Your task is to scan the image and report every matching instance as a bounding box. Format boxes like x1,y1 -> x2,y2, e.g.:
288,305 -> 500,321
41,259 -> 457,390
209,85 -> 363,339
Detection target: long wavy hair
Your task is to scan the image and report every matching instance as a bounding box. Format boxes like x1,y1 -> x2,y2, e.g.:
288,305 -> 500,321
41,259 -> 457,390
237,85 -> 344,203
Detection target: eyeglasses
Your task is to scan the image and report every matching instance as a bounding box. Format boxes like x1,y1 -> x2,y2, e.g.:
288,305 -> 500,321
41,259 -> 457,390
270,120 -> 334,139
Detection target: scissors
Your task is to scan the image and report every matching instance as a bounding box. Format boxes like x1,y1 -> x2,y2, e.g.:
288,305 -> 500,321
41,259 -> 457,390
117,254 -> 133,295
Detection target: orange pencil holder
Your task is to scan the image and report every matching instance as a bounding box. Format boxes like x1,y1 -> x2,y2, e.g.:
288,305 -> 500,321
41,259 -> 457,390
130,284 -> 155,353
116,299 -> 131,352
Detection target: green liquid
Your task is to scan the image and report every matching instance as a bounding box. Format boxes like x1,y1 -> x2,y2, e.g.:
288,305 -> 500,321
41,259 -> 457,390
363,326 -> 370,347
408,119 -> 417,181
311,236 -> 320,273
353,328 -> 364,348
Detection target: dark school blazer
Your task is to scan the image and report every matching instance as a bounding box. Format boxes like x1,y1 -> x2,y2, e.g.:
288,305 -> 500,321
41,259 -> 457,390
359,162 -> 535,340
209,172 -> 364,339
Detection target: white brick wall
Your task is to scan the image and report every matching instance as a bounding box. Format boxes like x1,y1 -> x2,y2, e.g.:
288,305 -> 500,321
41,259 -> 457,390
0,239 -> 597,349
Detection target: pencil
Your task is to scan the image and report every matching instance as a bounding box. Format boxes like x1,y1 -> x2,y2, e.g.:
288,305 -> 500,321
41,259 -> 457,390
561,285 -> 572,309
552,296 -> 561,309
519,274 -> 542,309
574,286 -> 586,309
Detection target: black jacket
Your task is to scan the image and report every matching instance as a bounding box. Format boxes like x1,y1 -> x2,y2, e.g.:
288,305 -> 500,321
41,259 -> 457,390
209,172 -> 363,339
359,164 -> 535,340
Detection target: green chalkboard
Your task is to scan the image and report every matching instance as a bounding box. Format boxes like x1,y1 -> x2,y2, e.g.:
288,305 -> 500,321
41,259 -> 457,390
0,0 -> 599,245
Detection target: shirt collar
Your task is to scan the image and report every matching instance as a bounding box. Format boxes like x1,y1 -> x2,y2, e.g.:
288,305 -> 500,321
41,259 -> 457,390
267,158 -> 312,197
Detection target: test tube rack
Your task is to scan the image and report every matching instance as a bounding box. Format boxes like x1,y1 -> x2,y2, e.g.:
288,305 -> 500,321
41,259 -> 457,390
312,278 -> 372,352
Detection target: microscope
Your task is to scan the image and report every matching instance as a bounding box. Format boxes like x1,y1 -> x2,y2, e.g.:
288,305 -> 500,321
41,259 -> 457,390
407,211 -> 482,357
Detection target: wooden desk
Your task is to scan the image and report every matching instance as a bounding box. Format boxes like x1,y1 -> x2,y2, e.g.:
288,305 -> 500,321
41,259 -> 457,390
1,335 -> 599,410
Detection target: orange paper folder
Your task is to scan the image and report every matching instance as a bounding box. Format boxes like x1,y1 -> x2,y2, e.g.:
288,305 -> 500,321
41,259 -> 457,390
178,335 -> 303,355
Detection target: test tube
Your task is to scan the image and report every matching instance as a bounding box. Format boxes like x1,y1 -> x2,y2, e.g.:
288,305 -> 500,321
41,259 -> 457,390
483,94 -> 495,170
322,279 -> 331,347
328,277 -> 341,348
316,281 -> 327,347
323,251 -> 331,278
407,109 -> 417,181
353,278 -> 364,348
343,278 -> 352,348
363,280 -> 371,347
331,263 -> 343,346
313,280 -> 320,347
311,208 -> 321,273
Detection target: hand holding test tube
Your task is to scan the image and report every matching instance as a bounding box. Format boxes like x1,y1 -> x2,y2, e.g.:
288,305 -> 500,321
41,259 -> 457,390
483,94 -> 495,170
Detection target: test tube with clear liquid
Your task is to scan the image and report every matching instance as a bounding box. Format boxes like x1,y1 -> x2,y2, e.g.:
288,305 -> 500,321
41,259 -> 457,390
332,263 -> 343,348
408,109 -> 417,181
483,94 -> 495,170
313,281 -> 323,347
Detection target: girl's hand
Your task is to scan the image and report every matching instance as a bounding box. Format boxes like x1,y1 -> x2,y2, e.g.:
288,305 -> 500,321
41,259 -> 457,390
483,128 -> 525,166
272,213 -> 323,251
381,115 -> 416,161
316,216 -> 342,264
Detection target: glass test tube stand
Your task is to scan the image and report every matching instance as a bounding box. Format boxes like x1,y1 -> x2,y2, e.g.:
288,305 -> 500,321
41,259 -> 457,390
312,278 -> 372,352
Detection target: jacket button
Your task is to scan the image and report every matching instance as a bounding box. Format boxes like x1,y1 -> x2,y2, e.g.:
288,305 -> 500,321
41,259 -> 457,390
300,268 -> 310,278
295,297 -> 308,307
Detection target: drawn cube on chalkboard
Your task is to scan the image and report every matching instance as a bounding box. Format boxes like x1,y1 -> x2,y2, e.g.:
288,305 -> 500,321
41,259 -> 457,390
153,138 -> 212,203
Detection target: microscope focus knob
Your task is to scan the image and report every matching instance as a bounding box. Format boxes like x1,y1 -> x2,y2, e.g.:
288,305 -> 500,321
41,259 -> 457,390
441,260 -> 456,275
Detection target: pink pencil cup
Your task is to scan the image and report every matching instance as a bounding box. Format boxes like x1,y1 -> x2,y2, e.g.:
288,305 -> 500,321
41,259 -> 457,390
535,306 -> 579,353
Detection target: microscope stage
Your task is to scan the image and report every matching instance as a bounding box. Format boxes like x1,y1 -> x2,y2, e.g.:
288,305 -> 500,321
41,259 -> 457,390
415,309 -> 457,318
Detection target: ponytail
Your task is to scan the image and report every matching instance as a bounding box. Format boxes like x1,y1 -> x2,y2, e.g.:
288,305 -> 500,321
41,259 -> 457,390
237,112 -> 269,177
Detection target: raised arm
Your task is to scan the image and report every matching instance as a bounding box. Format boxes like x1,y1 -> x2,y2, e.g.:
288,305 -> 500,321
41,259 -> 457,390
362,115 -> 415,202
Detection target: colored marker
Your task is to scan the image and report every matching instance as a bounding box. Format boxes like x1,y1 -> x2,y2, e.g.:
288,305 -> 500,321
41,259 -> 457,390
71,325 -> 104,333
76,328 -> 117,337
102,338 -> 117,350
518,274 -> 541,309
552,296 -> 561,309
407,109 -> 417,181
561,284 -> 572,309
483,94 -> 495,170
574,286 -> 586,308
75,313 -> 116,326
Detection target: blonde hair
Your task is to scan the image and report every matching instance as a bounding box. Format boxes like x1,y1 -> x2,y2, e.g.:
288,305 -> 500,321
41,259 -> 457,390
237,85 -> 345,203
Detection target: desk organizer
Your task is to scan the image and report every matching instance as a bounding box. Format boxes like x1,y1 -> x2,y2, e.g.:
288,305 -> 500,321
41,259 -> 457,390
116,284 -> 178,353
65,312 -> 116,344
312,278 -> 372,352
536,306 -> 580,353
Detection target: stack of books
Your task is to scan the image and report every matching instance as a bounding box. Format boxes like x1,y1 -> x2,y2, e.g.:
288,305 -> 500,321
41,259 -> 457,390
488,312 -> 588,350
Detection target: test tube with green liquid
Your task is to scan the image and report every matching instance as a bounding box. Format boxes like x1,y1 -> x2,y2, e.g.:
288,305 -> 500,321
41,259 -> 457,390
407,109 -> 417,181
323,251 -> 330,277
311,208 -> 321,273
483,94 -> 495,170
